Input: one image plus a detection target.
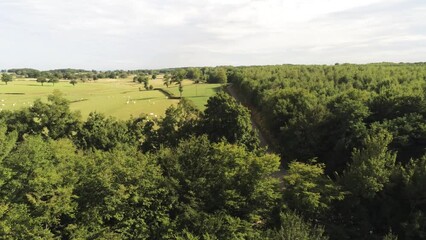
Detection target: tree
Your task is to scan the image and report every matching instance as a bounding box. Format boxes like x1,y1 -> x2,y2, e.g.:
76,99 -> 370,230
36,77 -> 47,86
283,161 -> 345,218
207,68 -> 227,83
1,74 -> 13,85
156,136 -> 280,226
172,70 -> 186,98
72,148 -> 174,238
70,79 -> 78,86
0,136 -> 78,238
48,77 -> 59,86
155,99 -> 201,147
13,90 -> 82,139
187,68 -> 202,81
263,212 -> 329,240
134,75 -> 149,90
119,72 -> 128,78
178,83 -> 183,98
201,92 -> 259,151
0,122 -> 17,198
396,156 -> 426,239
342,127 -> 397,199
0,123 -> 17,164
163,74 -> 171,88
143,77 -> 149,90
75,112 -> 130,151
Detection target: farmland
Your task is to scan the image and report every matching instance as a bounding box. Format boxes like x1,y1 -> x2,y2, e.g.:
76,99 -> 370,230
0,76 -> 221,119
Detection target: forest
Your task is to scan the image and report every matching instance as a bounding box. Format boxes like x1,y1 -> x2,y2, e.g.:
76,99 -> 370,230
0,62 -> 426,239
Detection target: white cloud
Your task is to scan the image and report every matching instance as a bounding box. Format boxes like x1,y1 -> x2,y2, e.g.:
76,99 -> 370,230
0,0 -> 424,69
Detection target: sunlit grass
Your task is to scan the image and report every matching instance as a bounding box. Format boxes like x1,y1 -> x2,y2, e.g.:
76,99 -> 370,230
0,76 -> 222,119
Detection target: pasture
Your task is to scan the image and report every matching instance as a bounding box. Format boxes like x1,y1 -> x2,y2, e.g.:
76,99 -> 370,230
0,77 -> 221,120
164,80 -> 222,109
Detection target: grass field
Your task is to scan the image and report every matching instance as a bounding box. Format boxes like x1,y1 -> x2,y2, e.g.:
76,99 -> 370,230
0,76 -> 221,120
163,80 -> 222,109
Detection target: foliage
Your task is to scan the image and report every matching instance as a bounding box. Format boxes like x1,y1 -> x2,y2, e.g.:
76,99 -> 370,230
207,68 -> 228,83
75,112 -> 131,150
70,79 -> 78,86
342,127 -> 397,199
156,136 -> 280,226
2,90 -> 81,139
48,77 -> 59,86
163,74 -> 172,87
36,77 -> 47,86
283,161 -> 345,217
1,73 -> 13,85
263,212 -> 329,240
202,91 -> 260,151
1,63 -> 426,239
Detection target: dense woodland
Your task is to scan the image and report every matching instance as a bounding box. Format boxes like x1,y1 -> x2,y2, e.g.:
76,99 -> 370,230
229,63 -> 426,239
0,63 -> 426,239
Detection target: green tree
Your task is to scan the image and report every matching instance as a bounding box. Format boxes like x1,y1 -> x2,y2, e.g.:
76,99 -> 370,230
156,99 -> 200,147
1,73 -> 13,85
207,68 -> 227,83
72,148 -> 174,239
263,212 -> 329,240
0,137 -> 78,238
395,156 -> 426,239
19,90 -> 81,139
76,112 -> 130,150
134,75 -> 149,89
0,122 -> 17,198
201,92 -> 259,151
187,68 -> 202,81
0,122 -> 17,162
156,136 -> 280,226
172,70 -> 186,98
36,77 -> 47,86
143,76 -> 149,90
342,127 -> 397,199
48,77 -> 59,86
70,79 -> 78,86
163,74 -> 171,88
283,161 -> 345,218
178,83 -> 183,97
0,203 -> 55,239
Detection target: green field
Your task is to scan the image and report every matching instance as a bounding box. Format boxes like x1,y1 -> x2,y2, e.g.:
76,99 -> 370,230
164,80 -> 222,109
0,77 -> 221,120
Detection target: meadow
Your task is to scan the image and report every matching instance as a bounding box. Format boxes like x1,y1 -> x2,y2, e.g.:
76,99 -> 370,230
163,79 -> 222,109
0,76 -> 221,119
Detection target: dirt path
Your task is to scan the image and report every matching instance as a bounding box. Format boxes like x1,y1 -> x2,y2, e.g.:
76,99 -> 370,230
226,84 -> 287,178
226,85 -> 270,150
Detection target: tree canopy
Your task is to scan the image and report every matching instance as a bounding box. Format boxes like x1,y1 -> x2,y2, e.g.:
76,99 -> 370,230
1,63 -> 426,239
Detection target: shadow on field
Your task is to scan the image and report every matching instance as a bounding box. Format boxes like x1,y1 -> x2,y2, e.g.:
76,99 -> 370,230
134,97 -> 159,101
187,95 -> 210,98
26,84 -> 54,87
0,93 -> 26,95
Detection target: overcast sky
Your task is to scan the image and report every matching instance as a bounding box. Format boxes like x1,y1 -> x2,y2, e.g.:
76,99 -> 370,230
0,0 -> 425,70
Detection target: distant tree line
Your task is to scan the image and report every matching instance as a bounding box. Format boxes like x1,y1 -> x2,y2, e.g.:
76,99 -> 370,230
5,66 -> 230,84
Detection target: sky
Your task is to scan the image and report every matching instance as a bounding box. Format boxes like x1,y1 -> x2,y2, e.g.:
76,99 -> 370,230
0,0 -> 425,70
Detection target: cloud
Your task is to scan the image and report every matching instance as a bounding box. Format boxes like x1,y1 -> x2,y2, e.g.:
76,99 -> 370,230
0,0 -> 424,69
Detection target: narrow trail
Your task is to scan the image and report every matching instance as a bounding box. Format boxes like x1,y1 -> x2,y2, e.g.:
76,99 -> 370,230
226,84 -> 287,178
226,85 -> 270,150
